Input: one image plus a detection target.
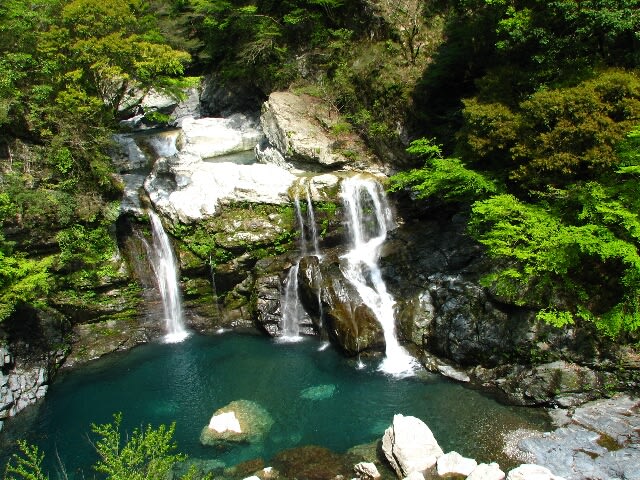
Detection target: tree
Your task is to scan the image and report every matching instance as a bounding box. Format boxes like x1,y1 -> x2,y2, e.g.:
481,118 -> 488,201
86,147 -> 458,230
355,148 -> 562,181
366,0 -> 425,64
57,0 -> 191,115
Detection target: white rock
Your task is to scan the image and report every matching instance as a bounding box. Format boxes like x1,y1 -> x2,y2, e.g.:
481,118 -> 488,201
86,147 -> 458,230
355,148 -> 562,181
436,451 -> 477,477
242,476 -> 261,480
506,464 -> 566,480
179,116 -> 263,160
467,463 -> 505,480
402,472 -> 424,480
354,462 -> 381,479
208,411 -> 242,433
382,414 -> 444,478
145,159 -> 296,223
261,92 -> 348,167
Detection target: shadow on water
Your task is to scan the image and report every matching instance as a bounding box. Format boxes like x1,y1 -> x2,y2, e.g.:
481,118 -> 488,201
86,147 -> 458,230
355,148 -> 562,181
0,333 -> 550,478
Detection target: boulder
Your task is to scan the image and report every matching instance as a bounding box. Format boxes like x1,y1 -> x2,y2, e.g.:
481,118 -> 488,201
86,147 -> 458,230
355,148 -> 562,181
381,414 -> 444,478
506,464 -> 566,480
178,115 -> 263,160
436,451 -> 477,477
260,92 -> 350,168
354,462 -> 381,479
467,463 -> 505,480
200,399 -> 274,448
298,257 -> 383,355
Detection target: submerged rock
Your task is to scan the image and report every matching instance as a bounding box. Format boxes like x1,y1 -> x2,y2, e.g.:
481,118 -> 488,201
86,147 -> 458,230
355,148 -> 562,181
381,414 -> 444,478
200,399 -> 274,448
300,384 -> 336,400
272,445 -> 351,480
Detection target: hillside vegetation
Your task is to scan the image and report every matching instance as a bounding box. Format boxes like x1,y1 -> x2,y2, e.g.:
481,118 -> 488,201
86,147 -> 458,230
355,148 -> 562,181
1,0 -> 639,343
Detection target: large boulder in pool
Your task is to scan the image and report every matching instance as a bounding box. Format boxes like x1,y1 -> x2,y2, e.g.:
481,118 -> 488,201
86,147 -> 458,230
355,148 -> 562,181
381,414 -> 444,478
200,399 -> 274,448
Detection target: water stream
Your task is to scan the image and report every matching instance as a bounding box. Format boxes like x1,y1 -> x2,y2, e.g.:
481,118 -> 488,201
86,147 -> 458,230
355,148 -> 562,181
147,211 -> 189,343
340,177 -> 417,377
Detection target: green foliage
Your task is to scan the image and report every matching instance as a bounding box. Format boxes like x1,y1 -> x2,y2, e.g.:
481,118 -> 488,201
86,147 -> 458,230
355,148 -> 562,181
461,69 -> 640,189
4,414 -> 211,480
388,138 -> 499,203
92,413 -> 185,480
469,191 -> 640,336
3,440 -> 48,480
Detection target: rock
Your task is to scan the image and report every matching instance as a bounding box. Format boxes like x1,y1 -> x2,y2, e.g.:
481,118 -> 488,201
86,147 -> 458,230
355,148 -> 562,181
436,451 -> 477,477
260,92 -> 350,168
120,173 -> 147,216
570,395 -> 640,445
169,87 -> 202,126
145,158 -> 296,223
402,472 -> 424,480
467,463 -> 505,480
178,115 -> 263,160
255,140 -> 289,169
112,134 -> 151,172
200,400 -> 274,448
272,445 -> 350,480
514,395 -> 640,480
507,464 -> 566,480
436,365 -> 470,383
298,257 -> 383,355
300,384 -> 336,400
354,462 -> 381,479
381,414 -> 444,478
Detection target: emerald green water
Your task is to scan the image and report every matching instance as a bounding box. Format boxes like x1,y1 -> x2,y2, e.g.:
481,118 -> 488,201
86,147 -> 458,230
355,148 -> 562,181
1,333 -> 549,477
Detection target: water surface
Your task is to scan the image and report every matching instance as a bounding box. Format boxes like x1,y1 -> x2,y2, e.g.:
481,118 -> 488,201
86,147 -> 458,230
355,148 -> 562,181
1,333 -> 549,477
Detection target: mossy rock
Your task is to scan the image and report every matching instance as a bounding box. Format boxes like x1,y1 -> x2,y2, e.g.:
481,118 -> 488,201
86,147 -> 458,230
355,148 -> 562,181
200,400 -> 274,449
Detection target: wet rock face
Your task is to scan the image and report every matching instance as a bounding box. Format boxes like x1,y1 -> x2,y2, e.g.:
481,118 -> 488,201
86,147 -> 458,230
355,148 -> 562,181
297,254 -> 384,355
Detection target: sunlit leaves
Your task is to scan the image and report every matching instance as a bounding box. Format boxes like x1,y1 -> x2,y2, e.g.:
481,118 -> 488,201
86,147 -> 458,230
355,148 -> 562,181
389,138 -> 499,203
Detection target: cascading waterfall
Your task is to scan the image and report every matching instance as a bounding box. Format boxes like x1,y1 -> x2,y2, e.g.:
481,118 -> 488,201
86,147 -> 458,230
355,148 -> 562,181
147,210 -> 189,343
340,176 -> 417,377
279,181 -> 323,341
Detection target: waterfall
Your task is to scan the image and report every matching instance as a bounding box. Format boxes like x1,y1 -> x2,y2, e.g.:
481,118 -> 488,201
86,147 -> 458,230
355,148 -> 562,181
147,211 -> 189,343
279,182 -> 323,340
340,176 -> 416,377
146,130 -> 179,158
280,262 -> 303,341
305,187 -> 321,257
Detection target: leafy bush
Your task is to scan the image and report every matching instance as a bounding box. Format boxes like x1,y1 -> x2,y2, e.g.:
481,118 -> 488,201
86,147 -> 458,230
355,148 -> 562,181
3,414 -> 211,480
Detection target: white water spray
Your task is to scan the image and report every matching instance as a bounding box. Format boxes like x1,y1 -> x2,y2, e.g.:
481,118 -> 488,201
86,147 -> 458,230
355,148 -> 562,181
340,176 -> 416,377
148,211 -> 189,343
